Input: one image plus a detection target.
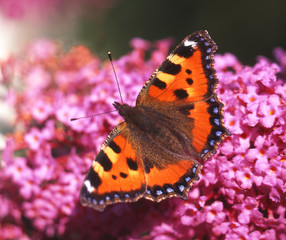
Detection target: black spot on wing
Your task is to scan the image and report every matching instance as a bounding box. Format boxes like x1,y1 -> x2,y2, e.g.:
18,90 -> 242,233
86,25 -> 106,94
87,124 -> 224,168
186,78 -> 193,85
97,150 -> 112,171
127,158 -> 138,171
109,140 -> 121,153
159,59 -> 181,75
88,168 -> 102,189
153,77 -> 167,90
175,44 -> 195,58
120,172 -> 128,178
174,89 -> 188,100
112,175 -> 117,180
186,69 -> 192,74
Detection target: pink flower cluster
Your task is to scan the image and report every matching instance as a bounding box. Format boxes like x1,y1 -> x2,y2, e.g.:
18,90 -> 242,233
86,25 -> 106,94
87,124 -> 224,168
1,37 -> 286,239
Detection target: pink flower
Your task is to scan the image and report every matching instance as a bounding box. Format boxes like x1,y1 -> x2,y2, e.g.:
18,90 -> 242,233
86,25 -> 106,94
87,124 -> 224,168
27,39 -> 58,61
274,47 -> 286,71
255,155 -> 269,174
4,157 -> 32,184
25,66 -> 51,93
151,38 -> 174,63
24,127 -> 44,150
212,222 -> 230,236
257,95 -> 280,128
219,139 -> 234,156
214,53 -> 242,73
233,196 -> 262,224
235,167 -> 254,189
205,201 -> 226,224
31,99 -> 53,122
225,222 -> 249,240
224,111 -> 244,134
0,224 -> 29,240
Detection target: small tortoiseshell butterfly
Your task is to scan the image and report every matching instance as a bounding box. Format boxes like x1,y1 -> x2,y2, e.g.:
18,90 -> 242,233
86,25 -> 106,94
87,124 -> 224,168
80,30 -> 230,211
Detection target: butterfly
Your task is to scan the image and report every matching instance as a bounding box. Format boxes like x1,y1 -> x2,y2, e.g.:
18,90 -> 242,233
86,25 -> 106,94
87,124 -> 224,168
80,30 -> 230,212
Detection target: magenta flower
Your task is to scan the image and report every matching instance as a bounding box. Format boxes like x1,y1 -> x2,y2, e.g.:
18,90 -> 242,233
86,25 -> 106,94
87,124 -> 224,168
235,167 -> 254,189
4,157 -> 31,184
1,36 -> 286,239
257,95 -> 280,128
24,127 -> 45,150
31,99 -> 53,122
205,201 -> 226,224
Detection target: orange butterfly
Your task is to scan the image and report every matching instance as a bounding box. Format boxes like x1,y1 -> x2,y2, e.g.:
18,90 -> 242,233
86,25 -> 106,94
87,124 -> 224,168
80,30 -> 230,212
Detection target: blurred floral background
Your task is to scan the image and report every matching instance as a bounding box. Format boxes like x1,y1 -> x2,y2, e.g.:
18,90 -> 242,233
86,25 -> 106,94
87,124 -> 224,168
1,0 -> 286,239
1,0 -> 286,62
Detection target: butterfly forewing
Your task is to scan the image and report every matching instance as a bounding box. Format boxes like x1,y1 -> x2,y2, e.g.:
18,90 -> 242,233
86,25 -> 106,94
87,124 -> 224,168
136,30 -> 218,106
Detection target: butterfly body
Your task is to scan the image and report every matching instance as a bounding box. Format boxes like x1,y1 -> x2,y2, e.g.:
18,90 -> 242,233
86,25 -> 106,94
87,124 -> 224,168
80,30 -> 230,212
113,101 -> 201,168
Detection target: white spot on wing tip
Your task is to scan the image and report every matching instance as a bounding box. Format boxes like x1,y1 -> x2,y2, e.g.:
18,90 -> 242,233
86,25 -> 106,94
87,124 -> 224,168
184,40 -> 197,48
84,180 -> 95,193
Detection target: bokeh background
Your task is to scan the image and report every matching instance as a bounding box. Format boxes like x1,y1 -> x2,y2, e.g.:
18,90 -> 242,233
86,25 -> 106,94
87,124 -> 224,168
0,0 -> 286,64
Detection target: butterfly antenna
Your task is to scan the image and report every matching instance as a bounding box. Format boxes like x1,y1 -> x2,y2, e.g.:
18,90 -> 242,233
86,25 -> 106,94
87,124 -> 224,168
71,52 -> 122,122
70,110 -> 117,121
108,52 -> 124,104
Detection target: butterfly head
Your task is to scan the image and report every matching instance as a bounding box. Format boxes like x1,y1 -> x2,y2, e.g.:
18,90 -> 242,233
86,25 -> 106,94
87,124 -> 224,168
113,102 -> 133,118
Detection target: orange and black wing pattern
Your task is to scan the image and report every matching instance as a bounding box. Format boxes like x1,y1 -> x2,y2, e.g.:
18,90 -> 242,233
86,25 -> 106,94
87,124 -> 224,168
136,30 -> 230,160
144,160 -> 202,202
136,30 -> 218,105
80,123 -> 146,212
80,30 -> 230,211
187,93 -> 230,160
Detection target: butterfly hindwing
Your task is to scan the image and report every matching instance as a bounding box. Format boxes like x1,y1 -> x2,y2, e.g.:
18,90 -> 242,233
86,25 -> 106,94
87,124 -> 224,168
80,122 -> 146,212
189,93 -> 231,160
144,160 -> 202,202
